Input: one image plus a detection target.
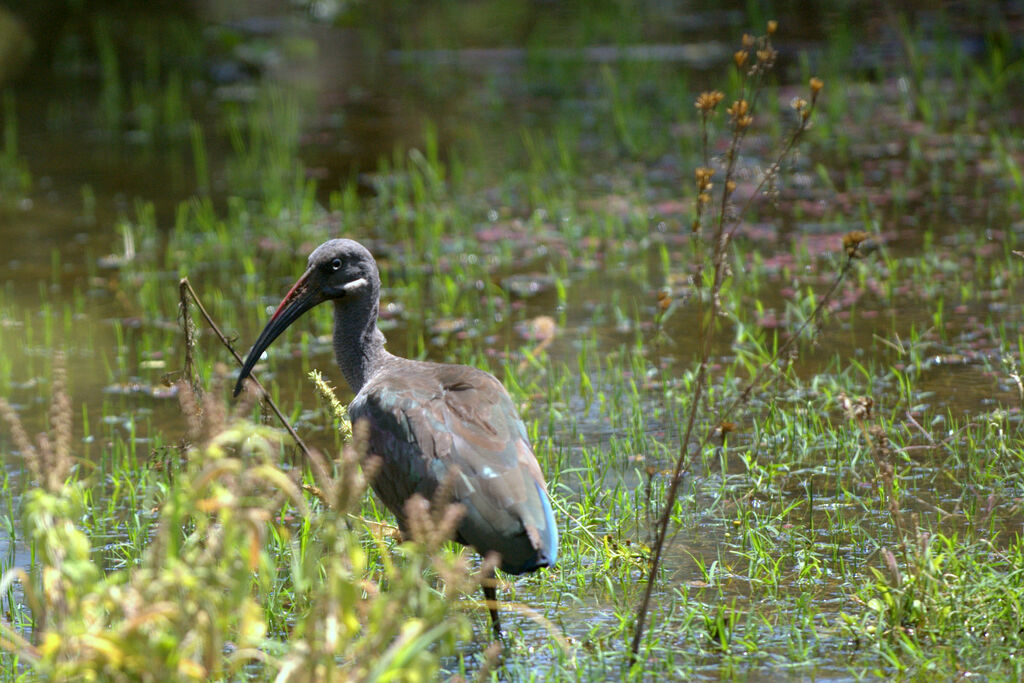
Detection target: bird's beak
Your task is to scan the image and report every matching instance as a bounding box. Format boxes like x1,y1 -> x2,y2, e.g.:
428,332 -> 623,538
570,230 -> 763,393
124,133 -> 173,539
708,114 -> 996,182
233,267 -> 322,397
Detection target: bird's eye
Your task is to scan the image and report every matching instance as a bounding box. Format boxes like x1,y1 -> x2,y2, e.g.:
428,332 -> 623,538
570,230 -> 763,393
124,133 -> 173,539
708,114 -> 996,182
330,258 -> 342,271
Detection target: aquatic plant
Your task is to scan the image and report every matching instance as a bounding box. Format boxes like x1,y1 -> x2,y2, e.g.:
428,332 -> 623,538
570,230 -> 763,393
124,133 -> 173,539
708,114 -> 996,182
630,21 -> 842,662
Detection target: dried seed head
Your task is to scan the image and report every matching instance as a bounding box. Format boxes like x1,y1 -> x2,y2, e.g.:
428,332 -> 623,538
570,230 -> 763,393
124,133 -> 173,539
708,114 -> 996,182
734,50 -> 749,68
843,230 -> 870,257
435,502 -> 466,546
809,77 -> 824,101
404,494 -> 431,545
756,48 -> 774,63
716,420 -> 735,446
790,97 -> 808,112
742,33 -> 755,48
767,20 -> 778,34
727,99 -> 749,119
695,90 -> 725,112
881,547 -> 902,585
0,398 -> 38,478
657,289 -> 672,312
839,392 -> 874,421
695,166 -> 715,191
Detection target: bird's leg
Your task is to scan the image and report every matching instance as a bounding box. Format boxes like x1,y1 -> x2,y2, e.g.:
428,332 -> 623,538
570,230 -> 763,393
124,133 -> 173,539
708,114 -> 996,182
482,567 -> 502,637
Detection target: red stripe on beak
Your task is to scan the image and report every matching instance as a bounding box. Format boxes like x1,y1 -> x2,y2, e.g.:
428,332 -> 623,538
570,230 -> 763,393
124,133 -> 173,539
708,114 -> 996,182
234,267 -> 322,397
271,268 -> 312,322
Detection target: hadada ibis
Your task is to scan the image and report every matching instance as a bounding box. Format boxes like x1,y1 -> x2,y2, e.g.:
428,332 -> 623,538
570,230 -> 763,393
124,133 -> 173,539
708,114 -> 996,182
233,238 -> 558,634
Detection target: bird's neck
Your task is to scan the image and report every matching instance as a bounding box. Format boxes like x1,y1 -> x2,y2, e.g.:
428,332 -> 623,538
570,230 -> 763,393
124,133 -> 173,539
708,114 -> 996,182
332,301 -> 390,393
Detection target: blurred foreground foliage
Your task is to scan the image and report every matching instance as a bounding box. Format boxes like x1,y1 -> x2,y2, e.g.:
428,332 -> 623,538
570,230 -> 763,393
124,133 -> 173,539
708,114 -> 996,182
0,368 -> 479,681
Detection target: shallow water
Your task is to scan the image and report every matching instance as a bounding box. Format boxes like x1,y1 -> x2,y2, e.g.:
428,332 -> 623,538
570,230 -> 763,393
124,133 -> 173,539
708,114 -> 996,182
2,1 -> 1023,679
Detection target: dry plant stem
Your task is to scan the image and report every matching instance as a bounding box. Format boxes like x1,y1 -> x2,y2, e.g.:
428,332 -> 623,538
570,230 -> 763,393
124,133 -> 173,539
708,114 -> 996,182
632,188 -> 731,660
708,253 -> 854,426
904,410 -> 937,444
178,278 -> 313,463
630,253 -> 854,663
714,124 -> 747,249
628,360 -> 709,663
724,107 -> 816,246
178,281 -> 200,392
0,354 -> 74,492
689,99 -> 827,448
633,85 -> 759,662
631,231 -> 734,660
711,48 -> 764,265
700,113 -> 710,168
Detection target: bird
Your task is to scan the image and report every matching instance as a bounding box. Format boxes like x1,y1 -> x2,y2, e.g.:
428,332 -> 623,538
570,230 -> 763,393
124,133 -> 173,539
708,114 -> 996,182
233,238 -> 558,635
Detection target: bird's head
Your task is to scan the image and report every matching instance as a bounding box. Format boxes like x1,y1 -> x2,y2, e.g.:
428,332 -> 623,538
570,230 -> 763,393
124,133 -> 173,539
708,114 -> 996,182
233,238 -> 378,397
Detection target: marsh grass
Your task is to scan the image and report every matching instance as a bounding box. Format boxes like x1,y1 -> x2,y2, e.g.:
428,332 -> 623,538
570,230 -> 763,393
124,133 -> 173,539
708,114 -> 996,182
1,5 -> 1023,681
0,361 -> 482,680
0,91 -> 30,203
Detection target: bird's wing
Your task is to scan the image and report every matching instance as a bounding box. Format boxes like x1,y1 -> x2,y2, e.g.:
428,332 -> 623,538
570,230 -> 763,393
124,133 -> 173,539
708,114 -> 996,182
350,362 -> 557,572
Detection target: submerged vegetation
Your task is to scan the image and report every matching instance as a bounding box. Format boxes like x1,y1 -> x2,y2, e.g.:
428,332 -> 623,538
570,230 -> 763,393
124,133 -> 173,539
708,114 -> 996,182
1,2 -> 1023,680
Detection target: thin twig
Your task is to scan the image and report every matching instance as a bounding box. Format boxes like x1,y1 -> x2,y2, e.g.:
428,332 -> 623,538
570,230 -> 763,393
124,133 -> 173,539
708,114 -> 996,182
904,410 -> 937,444
711,255 -> 854,426
724,105 -> 816,246
177,279 -> 200,393
178,278 -> 313,464
630,255 -> 854,662
630,48 -> 830,661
